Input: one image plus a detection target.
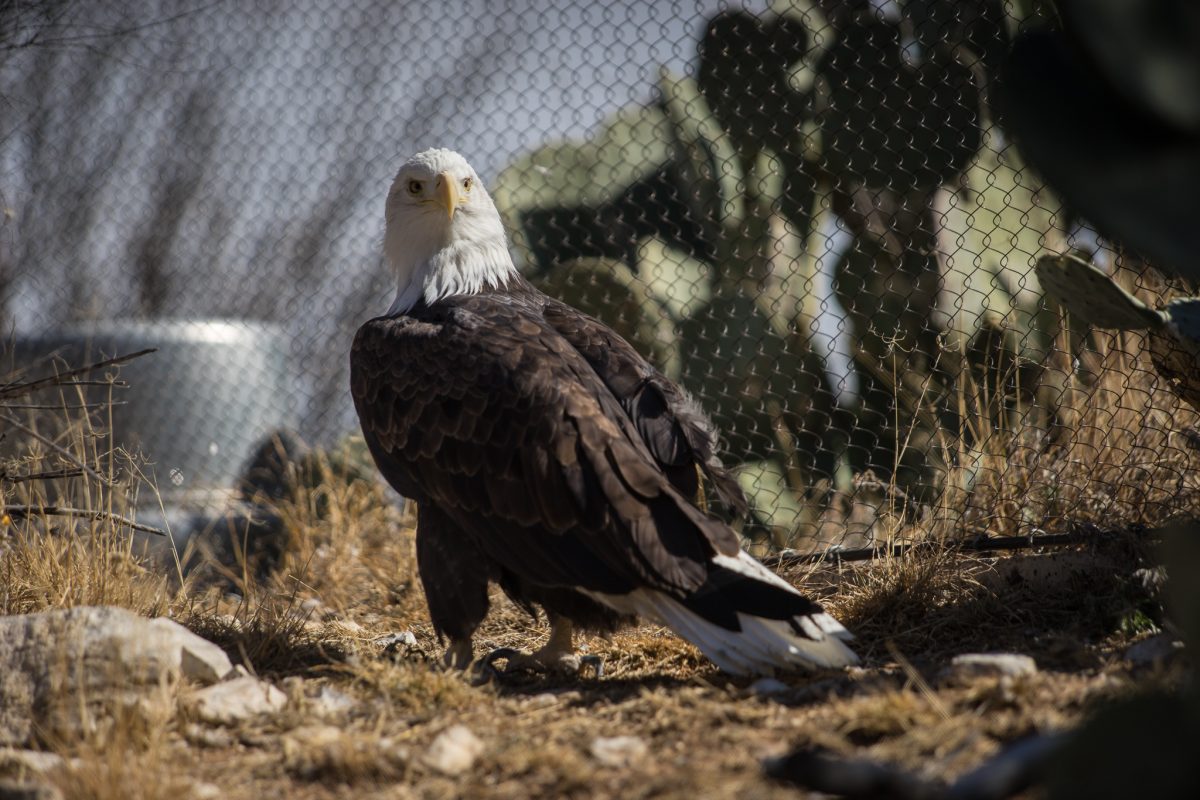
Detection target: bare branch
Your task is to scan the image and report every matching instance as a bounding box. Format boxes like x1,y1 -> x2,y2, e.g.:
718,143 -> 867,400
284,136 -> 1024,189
2,503 -> 164,535
0,347 -> 155,400
1,401 -> 126,410
0,466 -> 85,483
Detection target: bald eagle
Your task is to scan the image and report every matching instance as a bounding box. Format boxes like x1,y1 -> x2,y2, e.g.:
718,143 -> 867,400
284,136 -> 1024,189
351,149 -> 858,676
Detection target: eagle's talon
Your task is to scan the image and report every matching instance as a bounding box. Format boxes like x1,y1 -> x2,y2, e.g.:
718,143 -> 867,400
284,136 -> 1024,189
483,646 -> 579,675
482,646 -> 525,674
481,644 -> 603,677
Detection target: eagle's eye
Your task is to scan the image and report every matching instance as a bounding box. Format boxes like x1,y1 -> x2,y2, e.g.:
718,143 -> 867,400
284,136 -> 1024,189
462,177 -> 473,192
407,179 -> 423,195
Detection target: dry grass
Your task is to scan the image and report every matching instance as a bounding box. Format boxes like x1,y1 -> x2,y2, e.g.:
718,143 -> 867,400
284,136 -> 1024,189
931,263 -> 1200,540
1,267 -> 1195,799
1,376 -> 178,617
783,262 -> 1200,554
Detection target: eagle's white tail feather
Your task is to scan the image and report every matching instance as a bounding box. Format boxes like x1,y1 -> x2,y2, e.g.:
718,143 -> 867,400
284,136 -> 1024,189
582,549 -> 860,677
628,589 -> 858,676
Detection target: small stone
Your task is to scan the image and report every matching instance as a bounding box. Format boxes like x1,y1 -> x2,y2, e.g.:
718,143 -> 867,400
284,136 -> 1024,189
190,676 -> 287,725
379,631 -> 418,649
590,735 -> 648,767
422,725 -> 484,775
380,631 -> 424,662
1124,633 -> 1184,667
190,783 -> 222,800
748,678 -> 790,697
944,653 -> 1038,683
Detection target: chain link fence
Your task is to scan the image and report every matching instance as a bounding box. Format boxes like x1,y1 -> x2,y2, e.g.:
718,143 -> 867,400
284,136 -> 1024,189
3,0 -> 1198,554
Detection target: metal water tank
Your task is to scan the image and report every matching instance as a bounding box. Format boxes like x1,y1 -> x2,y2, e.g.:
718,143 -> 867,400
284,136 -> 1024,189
11,319 -> 293,508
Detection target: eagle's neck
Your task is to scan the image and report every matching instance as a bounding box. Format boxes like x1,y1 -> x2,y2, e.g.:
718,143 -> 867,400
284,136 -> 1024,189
388,238 -> 517,314
386,208 -> 519,315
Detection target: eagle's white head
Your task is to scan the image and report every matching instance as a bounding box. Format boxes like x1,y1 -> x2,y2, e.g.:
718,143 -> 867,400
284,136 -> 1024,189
383,148 -> 518,314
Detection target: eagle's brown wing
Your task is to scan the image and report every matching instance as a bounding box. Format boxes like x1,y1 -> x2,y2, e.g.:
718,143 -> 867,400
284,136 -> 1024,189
541,296 -> 748,515
350,295 -> 741,597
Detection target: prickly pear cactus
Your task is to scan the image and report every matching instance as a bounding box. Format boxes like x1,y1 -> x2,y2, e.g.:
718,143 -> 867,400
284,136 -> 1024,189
1034,253 -> 1166,330
1036,253 -> 1200,410
533,257 -> 676,370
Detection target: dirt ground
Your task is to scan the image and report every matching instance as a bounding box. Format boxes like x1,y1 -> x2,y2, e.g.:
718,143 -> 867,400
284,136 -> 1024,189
46,523 -> 1172,800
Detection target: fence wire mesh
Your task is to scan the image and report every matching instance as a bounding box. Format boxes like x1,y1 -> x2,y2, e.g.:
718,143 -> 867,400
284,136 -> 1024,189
2,0 -> 1198,555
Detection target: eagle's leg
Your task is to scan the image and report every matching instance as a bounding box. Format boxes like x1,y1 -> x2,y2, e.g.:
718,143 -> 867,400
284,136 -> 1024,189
485,615 -> 603,677
443,638 -> 473,670
415,504 -> 493,672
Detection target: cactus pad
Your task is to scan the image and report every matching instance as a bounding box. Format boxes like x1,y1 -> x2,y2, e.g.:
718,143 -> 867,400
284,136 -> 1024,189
1034,254 -> 1166,330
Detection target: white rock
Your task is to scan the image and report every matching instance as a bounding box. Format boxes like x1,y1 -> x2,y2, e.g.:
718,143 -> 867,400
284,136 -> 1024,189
0,606 -> 231,746
146,618 -> 234,684
379,631 -> 424,662
422,725 -> 484,775
190,783 -> 222,800
590,735 -> 648,767
945,653 -> 1038,682
190,676 -> 287,725
378,631 -> 419,649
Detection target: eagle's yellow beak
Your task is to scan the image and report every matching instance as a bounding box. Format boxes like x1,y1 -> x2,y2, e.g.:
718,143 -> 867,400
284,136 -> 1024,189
434,172 -> 461,219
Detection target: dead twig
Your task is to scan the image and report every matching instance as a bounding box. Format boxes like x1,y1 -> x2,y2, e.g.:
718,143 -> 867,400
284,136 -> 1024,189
0,348 -> 155,400
0,467 -> 85,483
3,504 -> 165,536
0,401 -> 127,410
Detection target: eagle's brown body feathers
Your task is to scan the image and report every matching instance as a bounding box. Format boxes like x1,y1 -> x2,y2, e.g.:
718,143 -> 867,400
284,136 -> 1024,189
353,278 -> 756,637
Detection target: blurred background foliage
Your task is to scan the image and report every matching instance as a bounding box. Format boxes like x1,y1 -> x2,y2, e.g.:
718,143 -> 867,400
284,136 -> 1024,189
491,0 -> 1121,541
